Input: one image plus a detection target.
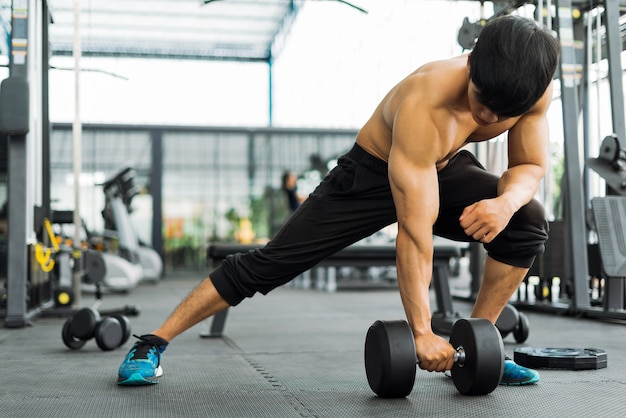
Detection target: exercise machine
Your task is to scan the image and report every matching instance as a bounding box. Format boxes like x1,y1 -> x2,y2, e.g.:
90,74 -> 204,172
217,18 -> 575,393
101,166 -> 163,284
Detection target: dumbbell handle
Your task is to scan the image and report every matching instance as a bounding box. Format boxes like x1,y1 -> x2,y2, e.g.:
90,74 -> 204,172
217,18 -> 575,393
416,346 -> 466,367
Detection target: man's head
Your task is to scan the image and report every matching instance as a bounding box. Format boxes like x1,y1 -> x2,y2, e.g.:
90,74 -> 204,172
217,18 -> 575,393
468,15 -> 560,118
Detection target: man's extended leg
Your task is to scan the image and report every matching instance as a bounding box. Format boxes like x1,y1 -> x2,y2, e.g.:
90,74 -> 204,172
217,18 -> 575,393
471,256 -> 540,386
117,143 -> 398,386
117,277 -> 229,385
151,277 -> 229,342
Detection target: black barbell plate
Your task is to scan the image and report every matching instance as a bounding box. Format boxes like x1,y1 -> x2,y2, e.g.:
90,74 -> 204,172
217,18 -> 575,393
449,318 -> 504,396
513,347 -> 607,370
62,318 -> 87,350
364,320 -> 416,398
83,250 -> 107,285
94,317 -> 124,351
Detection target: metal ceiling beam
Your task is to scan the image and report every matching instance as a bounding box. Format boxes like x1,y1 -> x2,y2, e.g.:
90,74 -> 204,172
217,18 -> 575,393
42,0 -> 298,62
270,0 -> 303,60
50,46 -> 271,62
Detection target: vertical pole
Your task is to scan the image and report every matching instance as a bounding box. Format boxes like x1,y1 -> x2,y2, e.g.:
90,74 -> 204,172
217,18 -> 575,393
603,0 -> 625,144
268,56 -> 273,126
71,0 -> 82,308
150,129 -> 163,260
41,0 -> 50,221
5,0 -> 30,328
581,14 -> 590,206
555,0 -> 591,312
601,0 -> 625,311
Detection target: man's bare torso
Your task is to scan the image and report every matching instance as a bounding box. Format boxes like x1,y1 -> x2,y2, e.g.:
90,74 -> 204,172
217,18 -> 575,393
356,55 -> 521,170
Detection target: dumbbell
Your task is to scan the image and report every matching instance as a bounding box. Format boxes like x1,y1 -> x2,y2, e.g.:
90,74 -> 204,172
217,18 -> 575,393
62,307 -> 131,351
495,304 -> 530,343
364,318 -> 504,397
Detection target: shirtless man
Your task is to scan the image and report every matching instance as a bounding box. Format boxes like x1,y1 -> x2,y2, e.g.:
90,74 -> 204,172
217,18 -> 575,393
117,15 -> 559,387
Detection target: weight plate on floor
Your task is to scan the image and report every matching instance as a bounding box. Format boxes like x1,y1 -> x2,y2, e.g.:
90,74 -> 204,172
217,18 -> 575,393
449,318 -> 504,396
62,318 -> 87,350
94,317 -> 123,351
364,320 -> 416,398
514,347 -> 607,370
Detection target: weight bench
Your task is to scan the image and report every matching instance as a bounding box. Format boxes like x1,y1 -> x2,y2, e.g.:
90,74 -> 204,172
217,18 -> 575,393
590,196 -> 626,312
202,243 -> 465,337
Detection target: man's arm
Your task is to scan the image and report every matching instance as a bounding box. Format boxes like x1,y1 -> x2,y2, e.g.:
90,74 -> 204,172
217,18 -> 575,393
460,83 -> 552,243
388,100 -> 457,372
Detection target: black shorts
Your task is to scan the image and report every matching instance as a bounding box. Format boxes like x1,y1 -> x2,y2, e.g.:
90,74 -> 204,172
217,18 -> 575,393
210,143 -> 548,305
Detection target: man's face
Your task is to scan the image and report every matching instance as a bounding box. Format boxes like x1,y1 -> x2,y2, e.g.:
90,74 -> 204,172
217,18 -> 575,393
467,81 -> 504,126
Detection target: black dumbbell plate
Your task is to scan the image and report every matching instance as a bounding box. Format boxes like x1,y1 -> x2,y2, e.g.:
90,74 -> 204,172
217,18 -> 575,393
449,318 -> 504,396
364,320 -> 416,398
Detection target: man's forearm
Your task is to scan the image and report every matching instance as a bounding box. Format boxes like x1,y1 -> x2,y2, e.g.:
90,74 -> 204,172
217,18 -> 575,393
395,231 -> 435,337
498,164 -> 544,212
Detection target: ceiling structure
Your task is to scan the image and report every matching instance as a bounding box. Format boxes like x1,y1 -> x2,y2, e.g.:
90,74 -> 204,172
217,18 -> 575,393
1,1 -> 624,64
0,0 -> 306,62
49,0 -> 303,62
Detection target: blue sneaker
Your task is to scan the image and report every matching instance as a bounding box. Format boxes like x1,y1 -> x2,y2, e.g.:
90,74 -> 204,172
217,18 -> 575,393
117,334 -> 167,386
500,355 -> 540,386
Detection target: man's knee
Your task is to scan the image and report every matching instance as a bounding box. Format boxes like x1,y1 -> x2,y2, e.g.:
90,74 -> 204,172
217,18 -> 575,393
485,198 -> 548,268
515,198 -> 549,235
209,249 -> 306,306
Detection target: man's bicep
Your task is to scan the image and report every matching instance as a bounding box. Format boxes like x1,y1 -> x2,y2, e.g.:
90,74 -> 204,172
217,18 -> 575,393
507,83 -> 553,168
388,150 -> 440,242
507,113 -> 549,170
388,99 -> 443,237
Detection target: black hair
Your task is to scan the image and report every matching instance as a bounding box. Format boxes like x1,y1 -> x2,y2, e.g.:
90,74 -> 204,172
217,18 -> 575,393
469,15 -> 560,117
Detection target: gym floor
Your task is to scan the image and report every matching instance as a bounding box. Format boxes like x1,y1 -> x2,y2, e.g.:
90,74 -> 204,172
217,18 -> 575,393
1,274 -> 624,418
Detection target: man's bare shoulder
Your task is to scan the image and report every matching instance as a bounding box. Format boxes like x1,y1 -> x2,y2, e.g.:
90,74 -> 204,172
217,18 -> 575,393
385,56 -> 469,111
415,54 -> 469,75
357,55 -> 471,162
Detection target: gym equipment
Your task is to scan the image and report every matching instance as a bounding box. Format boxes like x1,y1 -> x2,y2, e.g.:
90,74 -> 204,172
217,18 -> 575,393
457,17 -> 483,50
101,166 -> 163,284
598,134 -> 625,169
364,318 -> 504,398
53,286 -> 74,308
588,196 -> 626,313
584,135 -> 626,316
588,135 -> 626,192
51,210 -> 142,293
62,307 -> 131,351
514,347 -> 607,370
494,303 -> 530,343
0,76 -> 30,135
